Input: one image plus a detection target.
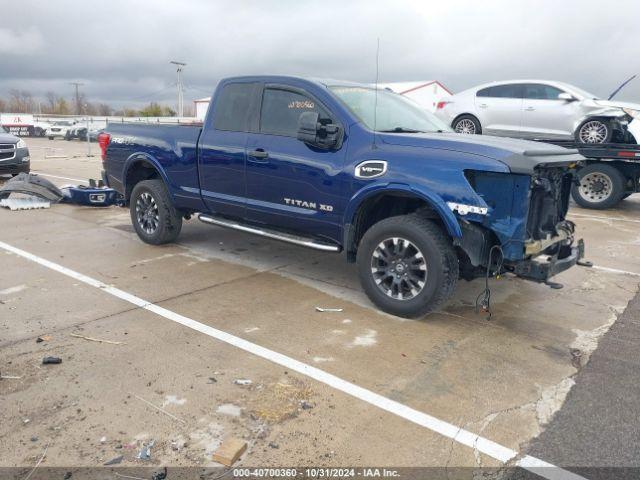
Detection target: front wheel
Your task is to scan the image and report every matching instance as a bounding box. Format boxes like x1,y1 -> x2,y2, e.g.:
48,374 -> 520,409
130,179 -> 182,245
571,163 -> 626,209
357,214 -> 459,318
575,119 -> 612,144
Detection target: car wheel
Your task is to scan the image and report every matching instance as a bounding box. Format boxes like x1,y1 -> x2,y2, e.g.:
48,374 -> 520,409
452,115 -> 482,135
575,119 -> 612,144
357,214 -> 459,318
571,163 -> 626,209
130,179 -> 182,245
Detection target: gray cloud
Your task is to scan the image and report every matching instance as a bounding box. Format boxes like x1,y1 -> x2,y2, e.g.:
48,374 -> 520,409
1,0 -> 639,108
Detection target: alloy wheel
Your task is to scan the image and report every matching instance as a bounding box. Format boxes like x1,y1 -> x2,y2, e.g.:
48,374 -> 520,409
579,121 -> 608,144
370,237 -> 427,300
135,192 -> 160,234
454,119 -> 476,134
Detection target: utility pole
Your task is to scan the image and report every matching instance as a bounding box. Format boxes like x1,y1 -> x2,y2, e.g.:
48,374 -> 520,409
170,61 -> 186,117
70,82 -> 84,115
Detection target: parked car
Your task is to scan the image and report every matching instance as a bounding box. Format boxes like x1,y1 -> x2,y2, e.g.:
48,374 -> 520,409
435,80 -> 640,144
46,121 -> 78,140
0,126 -> 31,176
100,76 -> 587,319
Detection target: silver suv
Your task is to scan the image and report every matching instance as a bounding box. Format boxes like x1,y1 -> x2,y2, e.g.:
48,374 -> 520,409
434,80 -> 640,144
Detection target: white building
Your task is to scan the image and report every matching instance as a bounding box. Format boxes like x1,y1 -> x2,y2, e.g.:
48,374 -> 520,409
191,80 -> 452,121
378,81 -> 452,112
194,97 -> 211,121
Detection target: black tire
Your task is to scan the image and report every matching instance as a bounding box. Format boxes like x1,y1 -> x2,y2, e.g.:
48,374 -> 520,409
575,118 -> 612,144
571,163 -> 626,209
452,115 -> 482,135
130,179 -> 182,245
357,214 -> 459,319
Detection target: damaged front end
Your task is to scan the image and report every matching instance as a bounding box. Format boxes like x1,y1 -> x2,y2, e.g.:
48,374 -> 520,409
457,164 -> 587,285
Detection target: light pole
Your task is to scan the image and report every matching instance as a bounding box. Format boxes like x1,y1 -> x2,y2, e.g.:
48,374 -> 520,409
170,61 -> 186,117
70,82 -> 84,115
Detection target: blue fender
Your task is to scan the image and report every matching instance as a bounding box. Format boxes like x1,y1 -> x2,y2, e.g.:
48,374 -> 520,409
344,182 -> 462,238
122,152 -> 173,198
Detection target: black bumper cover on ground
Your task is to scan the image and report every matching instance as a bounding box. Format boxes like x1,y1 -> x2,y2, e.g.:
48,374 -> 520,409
512,239 -> 585,282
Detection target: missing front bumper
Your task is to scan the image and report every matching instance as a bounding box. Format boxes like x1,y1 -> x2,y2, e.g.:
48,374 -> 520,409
512,239 -> 585,282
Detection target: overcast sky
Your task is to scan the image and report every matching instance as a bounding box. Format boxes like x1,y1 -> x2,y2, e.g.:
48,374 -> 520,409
2,0 -> 640,108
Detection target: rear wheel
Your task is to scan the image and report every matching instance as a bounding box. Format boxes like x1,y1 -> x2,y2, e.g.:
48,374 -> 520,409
575,119 -> 612,144
571,163 -> 626,209
130,179 -> 182,244
452,115 -> 482,135
357,214 -> 458,318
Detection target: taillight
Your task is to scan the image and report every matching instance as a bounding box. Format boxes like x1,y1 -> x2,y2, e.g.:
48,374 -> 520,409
98,132 -> 111,162
436,101 -> 450,110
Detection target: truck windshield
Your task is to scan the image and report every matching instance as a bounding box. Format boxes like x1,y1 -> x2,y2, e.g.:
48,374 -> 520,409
330,86 -> 451,133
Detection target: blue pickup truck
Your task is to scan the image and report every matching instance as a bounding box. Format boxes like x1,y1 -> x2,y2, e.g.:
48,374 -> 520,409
100,76 -> 586,318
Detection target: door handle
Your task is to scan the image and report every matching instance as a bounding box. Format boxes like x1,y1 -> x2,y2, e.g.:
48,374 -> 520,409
248,149 -> 269,161
478,103 -> 488,109
524,106 -> 535,111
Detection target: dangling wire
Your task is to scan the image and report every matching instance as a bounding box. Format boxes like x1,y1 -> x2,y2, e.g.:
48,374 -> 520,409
475,245 -> 504,320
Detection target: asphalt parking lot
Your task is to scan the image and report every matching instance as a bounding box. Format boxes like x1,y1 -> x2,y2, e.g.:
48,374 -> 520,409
2,138 -> 640,476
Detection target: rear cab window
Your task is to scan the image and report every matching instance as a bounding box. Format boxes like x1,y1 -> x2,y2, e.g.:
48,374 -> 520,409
260,87 -> 331,137
212,82 -> 261,132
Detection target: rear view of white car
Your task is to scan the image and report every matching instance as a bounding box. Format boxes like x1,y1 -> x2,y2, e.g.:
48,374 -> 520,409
435,80 -> 640,144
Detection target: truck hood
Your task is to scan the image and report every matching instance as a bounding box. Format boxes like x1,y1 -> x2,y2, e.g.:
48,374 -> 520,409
380,132 -> 584,174
0,133 -> 19,144
594,99 -> 640,110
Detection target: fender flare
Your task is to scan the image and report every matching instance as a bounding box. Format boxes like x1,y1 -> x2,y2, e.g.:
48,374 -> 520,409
122,153 -> 172,199
343,182 -> 462,239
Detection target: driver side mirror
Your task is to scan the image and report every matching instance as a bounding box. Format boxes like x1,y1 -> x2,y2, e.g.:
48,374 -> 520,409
558,92 -> 577,102
297,111 -> 343,150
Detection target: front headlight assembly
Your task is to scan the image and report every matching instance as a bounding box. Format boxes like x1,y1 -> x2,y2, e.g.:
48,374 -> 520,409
16,139 -> 27,149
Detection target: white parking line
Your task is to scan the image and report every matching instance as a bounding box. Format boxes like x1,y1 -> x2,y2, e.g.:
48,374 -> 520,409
31,172 -> 88,184
591,265 -> 640,278
569,212 -> 640,224
0,239 -> 586,480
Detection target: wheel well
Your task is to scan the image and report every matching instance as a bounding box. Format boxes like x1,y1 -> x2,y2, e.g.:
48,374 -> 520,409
345,192 -> 448,262
125,159 -> 161,201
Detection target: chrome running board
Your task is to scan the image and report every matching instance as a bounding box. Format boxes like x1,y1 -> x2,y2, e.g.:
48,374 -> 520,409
198,214 -> 341,252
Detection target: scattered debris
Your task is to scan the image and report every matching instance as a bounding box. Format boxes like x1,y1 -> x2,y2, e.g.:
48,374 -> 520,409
268,442 -> 279,449
42,356 -> 62,365
233,379 -> 252,386
249,379 -> 313,423
23,442 -> 50,480
570,348 -> 583,368
151,467 -> 168,480
207,377 -> 217,384
0,284 -> 27,295
100,436 -> 107,443
30,437 -> 38,442
60,182 -> 124,207
136,440 -> 155,460
162,395 -> 187,407
36,335 -> 52,343
23,418 -> 30,424
0,173 -> 64,203
300,400 -> 314,410
104,455 -> 124,465
212,437 -> 247,466
0,198 -> 50,211
70,333 -> 126,345
315,307 -> 343,312
216,403 -> 242,417
132,393 -> 187,424
0,373 -> 22,380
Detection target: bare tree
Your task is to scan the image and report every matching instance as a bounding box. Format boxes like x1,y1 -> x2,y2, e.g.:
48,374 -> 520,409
8,89 -> 35,113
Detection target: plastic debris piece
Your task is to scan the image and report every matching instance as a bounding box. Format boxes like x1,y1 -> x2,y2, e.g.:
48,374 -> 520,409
36,335 -> 52,343
315,307 -> 343,312
104,455 -> 123,465
268,442 -> 279,449
70,333 -> 125,345
42,356 -> 62,365
136,440 -> 155,460
233,379 -> 252,386
0,198 -> 51,211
